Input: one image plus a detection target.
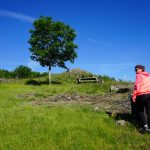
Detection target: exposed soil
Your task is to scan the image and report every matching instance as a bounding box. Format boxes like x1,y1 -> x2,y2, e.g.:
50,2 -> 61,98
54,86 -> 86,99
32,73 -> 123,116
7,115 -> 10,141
18,92 -> 131,114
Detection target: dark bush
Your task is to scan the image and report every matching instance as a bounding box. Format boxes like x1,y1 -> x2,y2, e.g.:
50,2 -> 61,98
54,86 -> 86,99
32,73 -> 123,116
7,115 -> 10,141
14,65 -> 32,78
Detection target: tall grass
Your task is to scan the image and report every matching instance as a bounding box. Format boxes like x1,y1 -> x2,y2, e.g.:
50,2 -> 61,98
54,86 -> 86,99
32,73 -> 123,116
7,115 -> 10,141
0,78 -> 149,150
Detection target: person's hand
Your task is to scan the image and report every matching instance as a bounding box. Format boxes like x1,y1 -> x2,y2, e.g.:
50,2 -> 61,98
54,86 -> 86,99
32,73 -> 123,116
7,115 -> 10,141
132,95 -> 136,103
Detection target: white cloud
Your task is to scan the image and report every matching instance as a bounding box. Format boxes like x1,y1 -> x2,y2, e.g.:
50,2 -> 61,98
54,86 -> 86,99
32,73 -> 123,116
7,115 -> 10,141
88,38 -> 106,45
0,10 -> 35,23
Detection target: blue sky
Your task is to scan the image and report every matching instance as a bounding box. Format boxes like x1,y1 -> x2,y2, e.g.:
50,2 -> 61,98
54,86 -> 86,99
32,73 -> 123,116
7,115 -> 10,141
0,0 -> 150,81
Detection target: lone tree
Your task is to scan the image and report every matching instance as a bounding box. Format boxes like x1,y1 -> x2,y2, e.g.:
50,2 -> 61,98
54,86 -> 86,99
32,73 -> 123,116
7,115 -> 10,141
28,16 -> 78,84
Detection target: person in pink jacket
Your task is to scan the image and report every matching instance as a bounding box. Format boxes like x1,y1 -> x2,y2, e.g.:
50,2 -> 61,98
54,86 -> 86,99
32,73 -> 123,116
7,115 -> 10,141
132,65 -> 150,133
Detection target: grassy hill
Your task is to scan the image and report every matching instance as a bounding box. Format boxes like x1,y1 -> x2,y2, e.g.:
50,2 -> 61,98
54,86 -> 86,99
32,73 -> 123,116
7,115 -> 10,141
0,70 -> 149,150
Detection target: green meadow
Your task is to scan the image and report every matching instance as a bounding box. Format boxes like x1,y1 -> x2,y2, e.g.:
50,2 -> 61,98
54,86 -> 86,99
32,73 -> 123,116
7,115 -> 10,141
0,75 -> 150,150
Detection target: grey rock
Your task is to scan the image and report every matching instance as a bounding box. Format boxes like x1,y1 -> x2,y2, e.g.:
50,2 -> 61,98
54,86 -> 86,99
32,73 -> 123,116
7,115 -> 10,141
93,106 -> 100,112
116,120 -> 126,126
110,84 -> 133,93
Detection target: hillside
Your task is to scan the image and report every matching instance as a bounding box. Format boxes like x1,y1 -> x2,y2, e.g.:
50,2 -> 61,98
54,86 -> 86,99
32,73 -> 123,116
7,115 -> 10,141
23,69 -> 133,114
0,69 -> 149,149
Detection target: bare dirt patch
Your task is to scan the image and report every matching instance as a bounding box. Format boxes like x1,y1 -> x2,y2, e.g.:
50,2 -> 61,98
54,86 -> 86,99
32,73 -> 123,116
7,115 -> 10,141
18,92 -> 131,114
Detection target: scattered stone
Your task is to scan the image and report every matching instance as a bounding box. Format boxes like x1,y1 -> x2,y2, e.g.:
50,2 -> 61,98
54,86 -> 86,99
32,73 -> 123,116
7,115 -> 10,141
116,120 -> 127,126
93,106 -> 100,112
19,92 -> 133,114
67,96 -> 71,100
0,78 -> 16,83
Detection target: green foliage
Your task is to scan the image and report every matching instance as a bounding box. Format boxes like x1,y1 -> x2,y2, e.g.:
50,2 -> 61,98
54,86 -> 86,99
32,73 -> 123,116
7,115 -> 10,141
50,69 -> 116,86
98,75 -> 116,82
30,71 -> 41,78
30,71 -> 47,78
0,67 -> 47,79
28,16 -> 78,71
14,65 -> 32,78
52,69 -> 94,83
0,69 -> 14,78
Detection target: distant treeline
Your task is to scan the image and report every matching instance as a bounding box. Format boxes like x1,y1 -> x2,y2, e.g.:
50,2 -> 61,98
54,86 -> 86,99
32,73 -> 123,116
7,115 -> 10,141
0,65 -> 119,82
0,65 -> 47,79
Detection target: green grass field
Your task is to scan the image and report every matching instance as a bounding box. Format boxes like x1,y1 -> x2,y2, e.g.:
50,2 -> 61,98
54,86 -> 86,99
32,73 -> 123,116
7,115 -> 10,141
0,77 -> 150,150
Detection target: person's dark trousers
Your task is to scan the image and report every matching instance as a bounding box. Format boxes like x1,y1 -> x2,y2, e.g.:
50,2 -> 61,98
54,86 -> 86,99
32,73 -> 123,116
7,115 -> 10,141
131,100 -> 140,126
136,94 -> 150,127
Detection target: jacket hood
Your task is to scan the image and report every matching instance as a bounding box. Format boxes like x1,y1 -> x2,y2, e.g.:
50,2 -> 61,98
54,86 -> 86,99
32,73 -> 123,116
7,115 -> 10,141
138,72 -> 150,76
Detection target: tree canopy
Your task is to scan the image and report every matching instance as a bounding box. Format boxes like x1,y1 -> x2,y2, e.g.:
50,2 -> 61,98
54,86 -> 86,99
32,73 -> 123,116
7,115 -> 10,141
28,16 -> 78,83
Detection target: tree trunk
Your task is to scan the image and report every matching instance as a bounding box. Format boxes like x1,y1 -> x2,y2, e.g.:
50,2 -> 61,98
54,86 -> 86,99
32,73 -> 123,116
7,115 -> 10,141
48,66 -> 51,84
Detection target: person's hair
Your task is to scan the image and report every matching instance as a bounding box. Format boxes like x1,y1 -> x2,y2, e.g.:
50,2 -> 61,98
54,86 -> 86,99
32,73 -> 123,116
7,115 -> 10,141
135,65 -> 145,72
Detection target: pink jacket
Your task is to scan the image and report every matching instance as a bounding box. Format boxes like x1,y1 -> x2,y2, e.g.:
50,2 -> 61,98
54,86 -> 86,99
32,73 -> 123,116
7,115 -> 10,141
132,72 -> 150,102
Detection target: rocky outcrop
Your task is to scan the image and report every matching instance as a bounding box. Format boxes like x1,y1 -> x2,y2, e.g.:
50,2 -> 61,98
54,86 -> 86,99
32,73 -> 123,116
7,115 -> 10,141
110,83 -> 134,93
